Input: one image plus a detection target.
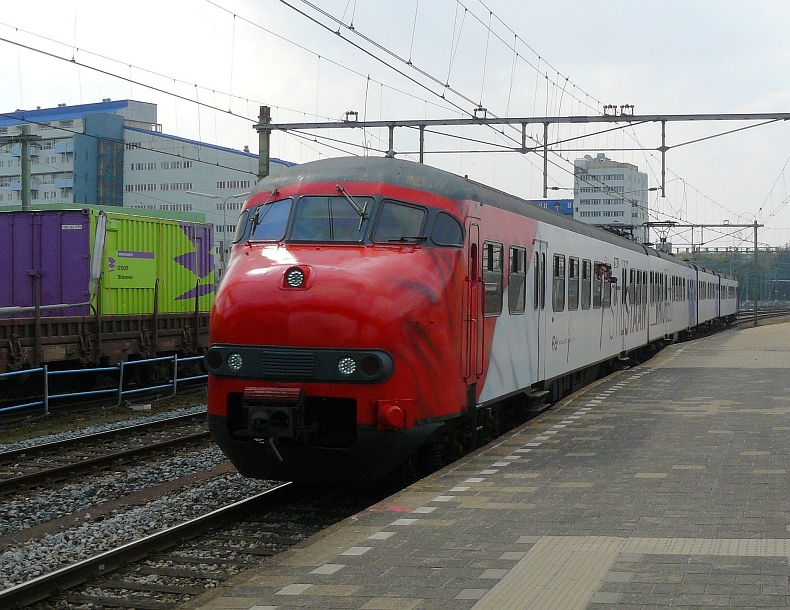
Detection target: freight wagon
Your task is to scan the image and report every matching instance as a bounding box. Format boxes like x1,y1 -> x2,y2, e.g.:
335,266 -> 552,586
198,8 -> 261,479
0,208 -> 214,371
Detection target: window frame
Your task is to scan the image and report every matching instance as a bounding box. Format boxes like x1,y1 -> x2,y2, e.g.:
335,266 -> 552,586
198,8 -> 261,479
508,246 -> 527,315
581,259 -> 592,310
372,199 -> 428,244
567,256 -> 579,311
483,241 -> 504,317
552,253 -> 566,312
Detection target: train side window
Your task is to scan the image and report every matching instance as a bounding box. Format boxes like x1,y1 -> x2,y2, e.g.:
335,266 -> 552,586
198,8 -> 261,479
593,260 -> 602,309
640,271 -> 646,305
508,246 -> 526,314
568,257 -> 579,311
603,275 -> 612,308
483,241 -> 504,316
533,253 -> 540,310
373,200 -> 426,242
650,271 -> 657,303
552,254 -> 566,312
581,259 -> 591,310
431,212 -> 464,246
249,198 -> 293,241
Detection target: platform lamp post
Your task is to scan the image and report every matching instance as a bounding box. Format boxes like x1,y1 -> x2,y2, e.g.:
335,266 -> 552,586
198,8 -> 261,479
187,191 -> 249,277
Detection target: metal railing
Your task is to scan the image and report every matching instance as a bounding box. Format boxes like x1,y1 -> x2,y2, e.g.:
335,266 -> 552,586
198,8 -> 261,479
0,355 -> 206,416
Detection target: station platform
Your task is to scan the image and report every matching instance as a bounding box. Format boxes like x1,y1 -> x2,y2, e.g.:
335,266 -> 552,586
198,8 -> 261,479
189,322 -> 790,610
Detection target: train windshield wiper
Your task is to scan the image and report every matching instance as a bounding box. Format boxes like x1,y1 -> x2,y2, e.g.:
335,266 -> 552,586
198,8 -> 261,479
388,235 -> 427,242
250,189 -> 279,233
336,184 -> 369,231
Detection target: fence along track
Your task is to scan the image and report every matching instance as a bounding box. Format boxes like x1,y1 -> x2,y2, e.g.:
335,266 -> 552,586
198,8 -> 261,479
0,354 -> 207,419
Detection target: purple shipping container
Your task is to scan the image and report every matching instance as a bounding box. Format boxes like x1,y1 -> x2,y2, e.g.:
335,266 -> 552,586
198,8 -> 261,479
0,210 -> 92,317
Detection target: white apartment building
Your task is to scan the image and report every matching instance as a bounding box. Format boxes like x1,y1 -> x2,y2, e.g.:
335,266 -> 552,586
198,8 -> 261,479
573,153 -> 649,243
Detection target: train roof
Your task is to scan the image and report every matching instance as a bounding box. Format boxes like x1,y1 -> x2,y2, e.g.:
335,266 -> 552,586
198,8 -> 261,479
252,157 -> 732,283
254,156 -> 650,250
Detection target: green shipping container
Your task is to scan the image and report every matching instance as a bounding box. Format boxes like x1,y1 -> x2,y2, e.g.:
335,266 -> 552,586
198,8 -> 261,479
89,210 -> 215,314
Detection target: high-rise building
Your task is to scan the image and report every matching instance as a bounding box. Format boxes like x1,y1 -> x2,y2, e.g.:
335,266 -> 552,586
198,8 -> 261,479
573,153 -> 649,242
0,99 -> 293,276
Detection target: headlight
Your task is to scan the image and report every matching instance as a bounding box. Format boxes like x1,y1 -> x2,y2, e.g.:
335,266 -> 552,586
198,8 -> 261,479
285,267 -> 305,288
205,349 -> 223,370
227,352 -> 243,371
337,357 -> 356,375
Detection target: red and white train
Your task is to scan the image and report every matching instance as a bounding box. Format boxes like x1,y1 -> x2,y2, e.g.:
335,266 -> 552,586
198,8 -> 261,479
205,157 -> 738,485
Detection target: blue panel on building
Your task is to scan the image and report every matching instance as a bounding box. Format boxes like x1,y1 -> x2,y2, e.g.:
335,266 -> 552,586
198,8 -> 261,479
530,198 -> 573,216
74,113 -> 125,206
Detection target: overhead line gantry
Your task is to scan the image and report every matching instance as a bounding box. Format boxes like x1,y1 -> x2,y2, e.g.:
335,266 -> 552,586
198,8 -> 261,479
254,108 -> 790,198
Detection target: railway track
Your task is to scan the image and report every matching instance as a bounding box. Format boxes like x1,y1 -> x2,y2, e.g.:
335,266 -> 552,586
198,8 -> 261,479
734,305 -> 790,326
2,482 -> 375,609
0,411 -> 210,496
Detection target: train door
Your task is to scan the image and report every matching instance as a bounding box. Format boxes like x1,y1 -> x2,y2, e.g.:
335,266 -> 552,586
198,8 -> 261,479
621,263 -> 629,352
716,278 -> 721,318
533,240 -> 548,381
463,222 -> 483,383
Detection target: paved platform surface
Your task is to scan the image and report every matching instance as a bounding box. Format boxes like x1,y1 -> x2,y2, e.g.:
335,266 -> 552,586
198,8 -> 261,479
188,323 -> 790,609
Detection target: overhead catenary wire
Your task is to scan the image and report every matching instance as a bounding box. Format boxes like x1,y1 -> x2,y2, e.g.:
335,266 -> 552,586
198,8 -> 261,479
4,4 -> 780,240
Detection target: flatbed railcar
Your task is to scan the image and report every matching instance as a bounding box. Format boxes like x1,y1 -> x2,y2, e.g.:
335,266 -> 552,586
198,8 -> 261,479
205,156 -> 738,486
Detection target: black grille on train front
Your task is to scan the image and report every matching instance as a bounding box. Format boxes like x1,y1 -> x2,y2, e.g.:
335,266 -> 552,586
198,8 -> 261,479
260,348 -> 315,378
204,344 -> 394,383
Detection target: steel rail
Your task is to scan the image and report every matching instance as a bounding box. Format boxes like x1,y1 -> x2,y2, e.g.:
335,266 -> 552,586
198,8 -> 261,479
0,482 -> 292,608
0,430 -> 212,495
0,411 -> 207,465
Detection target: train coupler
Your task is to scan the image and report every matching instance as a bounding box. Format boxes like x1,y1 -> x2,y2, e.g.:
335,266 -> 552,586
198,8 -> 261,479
241,387 -> 305,439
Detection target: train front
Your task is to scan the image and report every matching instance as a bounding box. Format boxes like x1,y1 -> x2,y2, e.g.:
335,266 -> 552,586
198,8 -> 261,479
205,164 -> 469,486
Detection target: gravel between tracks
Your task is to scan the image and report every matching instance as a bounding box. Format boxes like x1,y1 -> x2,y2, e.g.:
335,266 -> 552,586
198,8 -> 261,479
0,447 -> 228,537
0,472 -> 279,588
0,405 -> 207,454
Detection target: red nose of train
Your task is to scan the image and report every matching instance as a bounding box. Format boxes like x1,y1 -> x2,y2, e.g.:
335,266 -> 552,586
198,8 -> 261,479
210,244 -> 454,350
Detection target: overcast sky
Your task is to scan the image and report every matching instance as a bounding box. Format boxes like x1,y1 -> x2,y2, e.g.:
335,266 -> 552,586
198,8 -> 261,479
2,1 -> 789,247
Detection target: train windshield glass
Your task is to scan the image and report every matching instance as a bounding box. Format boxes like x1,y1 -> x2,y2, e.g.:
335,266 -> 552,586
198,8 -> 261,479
250,199 -> 292,241
373,201 -> 427,242
291,196 -> 373,242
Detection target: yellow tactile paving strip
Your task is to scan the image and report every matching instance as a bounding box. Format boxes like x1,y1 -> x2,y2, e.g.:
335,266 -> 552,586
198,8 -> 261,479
473,536 -> 625,609
474,535 -> 790,609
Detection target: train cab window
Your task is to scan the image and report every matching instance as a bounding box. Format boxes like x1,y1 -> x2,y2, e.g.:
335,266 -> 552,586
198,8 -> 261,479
508,246 -> 527,314
373,200 -> 426,243
234,209 -> 251,243
431,212 -> 464,246
249,198 -> 293,241
483,241 -> 504,316
291,195 -> 373,242
593,261 -> 602,309
552,254 -> 566,312
568,257 -> 579,310
581,259 -> 592,310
